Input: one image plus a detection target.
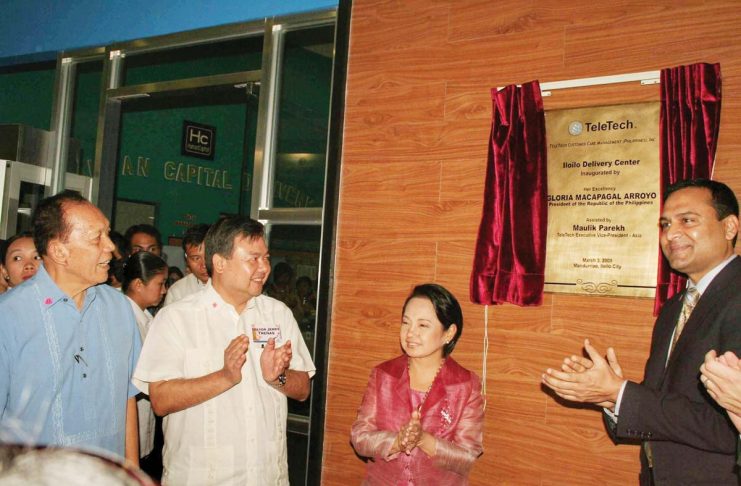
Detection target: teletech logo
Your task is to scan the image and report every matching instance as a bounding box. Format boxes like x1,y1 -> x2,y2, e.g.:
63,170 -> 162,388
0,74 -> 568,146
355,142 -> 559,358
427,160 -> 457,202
182,121 -> 216,160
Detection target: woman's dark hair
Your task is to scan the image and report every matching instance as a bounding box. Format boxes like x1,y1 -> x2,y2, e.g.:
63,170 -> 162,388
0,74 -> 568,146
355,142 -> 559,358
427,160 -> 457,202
121,251 -> 168,293
166,266 -> 184,288
107,258 -> 125,286
402,283 -> 463,356
1,231 -> 34,265
168,266 -> 184,279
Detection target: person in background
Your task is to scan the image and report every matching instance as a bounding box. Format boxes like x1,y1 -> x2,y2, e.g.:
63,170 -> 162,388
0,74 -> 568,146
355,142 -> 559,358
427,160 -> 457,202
109,231 -> 126,260
294,275 -> 317,329
106,231 -> 127,291
542,178 -> 740,484
351,283 -> 484,485
267,262 -> 300,312
125,224 -> 162,257
166,266 -> 184,289
162,224 -> 209,306
0,190 -> 141,464
107,258 -> 126,291
122,251 -> 168,475
133,215 -> 314,485
295,276 -> 316,312
0,232 -> 42,290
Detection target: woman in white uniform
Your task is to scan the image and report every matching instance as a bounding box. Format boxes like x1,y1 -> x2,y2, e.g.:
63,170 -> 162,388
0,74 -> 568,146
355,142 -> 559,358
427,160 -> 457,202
122,251 -> 168,468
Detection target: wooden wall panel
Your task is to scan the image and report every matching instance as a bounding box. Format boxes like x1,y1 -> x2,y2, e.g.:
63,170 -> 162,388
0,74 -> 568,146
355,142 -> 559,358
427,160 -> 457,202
324,1 -> 741,484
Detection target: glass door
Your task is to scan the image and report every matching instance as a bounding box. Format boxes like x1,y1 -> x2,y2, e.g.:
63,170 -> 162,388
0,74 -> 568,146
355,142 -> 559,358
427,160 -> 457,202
0,160 -> 47,238
111,81 -> 258,239
0,160 -> 93,239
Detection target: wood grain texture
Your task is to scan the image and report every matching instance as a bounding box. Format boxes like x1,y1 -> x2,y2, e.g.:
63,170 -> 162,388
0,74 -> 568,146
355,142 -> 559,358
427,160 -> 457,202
324,1 -> 741,484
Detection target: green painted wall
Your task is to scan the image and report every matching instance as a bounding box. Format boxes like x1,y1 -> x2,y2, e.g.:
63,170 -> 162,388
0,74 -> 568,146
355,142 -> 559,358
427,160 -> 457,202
117,100 -> 252,239
0,62 -> 56,131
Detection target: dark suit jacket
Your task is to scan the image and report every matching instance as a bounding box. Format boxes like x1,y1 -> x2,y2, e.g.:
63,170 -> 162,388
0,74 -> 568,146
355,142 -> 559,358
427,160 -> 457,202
605,256 -> 741,485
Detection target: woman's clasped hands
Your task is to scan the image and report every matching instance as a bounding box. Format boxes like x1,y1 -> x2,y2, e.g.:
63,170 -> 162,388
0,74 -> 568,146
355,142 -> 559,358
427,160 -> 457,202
395,409 -> 423,455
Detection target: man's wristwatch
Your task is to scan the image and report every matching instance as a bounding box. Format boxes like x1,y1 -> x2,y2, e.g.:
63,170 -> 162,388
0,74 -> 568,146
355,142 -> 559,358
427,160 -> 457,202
272,372 -> 287,388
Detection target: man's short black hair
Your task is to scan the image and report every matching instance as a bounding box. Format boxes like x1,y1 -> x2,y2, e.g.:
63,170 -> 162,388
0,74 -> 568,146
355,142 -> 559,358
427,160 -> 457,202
666,178 -> 739,245
182,224 -> 210,253
124,224 -> 163,254
204,215 -> 264,276
32,190 -> 88,257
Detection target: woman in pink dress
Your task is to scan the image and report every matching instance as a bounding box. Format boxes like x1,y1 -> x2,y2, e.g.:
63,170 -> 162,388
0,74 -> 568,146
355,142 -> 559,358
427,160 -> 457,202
351,283 -> 484,485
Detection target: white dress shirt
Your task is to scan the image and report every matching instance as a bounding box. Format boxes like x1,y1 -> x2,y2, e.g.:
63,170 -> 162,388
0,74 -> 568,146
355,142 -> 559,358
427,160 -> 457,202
126,295 -> 156,458
163,273 -> 208,307
132,283 -> 315,485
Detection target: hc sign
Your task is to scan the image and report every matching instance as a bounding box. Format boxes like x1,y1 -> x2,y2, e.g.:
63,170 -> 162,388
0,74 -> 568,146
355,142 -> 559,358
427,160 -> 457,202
190,129 -> 209,145
182,121 -> 216,160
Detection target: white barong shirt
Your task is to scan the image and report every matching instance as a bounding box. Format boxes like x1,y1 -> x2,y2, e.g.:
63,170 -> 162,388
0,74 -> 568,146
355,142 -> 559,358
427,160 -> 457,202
163,273 -> 208,307
133,283 -> 315,485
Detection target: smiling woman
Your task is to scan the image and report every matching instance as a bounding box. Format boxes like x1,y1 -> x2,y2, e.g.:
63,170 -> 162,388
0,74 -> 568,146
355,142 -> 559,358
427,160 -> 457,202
351,284 -> 484,486
0,231 -> 41,288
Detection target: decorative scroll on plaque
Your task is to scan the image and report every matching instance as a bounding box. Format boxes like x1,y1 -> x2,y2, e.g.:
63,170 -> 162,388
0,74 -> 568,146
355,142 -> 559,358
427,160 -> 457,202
544,102 -> 660,298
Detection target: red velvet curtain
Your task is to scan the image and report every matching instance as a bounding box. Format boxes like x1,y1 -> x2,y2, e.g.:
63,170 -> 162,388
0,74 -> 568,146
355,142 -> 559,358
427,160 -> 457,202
654,62 -> 722,315
470,81 -> 548,306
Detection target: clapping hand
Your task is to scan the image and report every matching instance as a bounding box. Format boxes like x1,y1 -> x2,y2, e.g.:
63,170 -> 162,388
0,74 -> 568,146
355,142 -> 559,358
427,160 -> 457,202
221,334 -> 249,385
260,337 -> 292,383
701,350 -> 741,432
542,339 -> 625,410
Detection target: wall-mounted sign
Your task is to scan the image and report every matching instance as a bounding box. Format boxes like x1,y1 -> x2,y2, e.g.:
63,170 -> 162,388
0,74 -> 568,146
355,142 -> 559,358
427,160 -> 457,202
544,102 -> 660,298
182,120 -> 215,160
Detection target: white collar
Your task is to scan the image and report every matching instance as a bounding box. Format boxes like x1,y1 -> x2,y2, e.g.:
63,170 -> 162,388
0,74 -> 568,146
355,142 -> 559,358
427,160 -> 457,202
691,254 -> 737,295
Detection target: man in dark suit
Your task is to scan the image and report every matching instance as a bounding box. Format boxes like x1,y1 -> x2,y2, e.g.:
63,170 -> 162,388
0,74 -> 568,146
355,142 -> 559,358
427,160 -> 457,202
542,178 -> 740,484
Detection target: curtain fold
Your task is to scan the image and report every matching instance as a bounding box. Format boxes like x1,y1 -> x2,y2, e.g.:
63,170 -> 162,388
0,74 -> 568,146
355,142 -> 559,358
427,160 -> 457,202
470,81 -> 548,306
654,62 -> 722,315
